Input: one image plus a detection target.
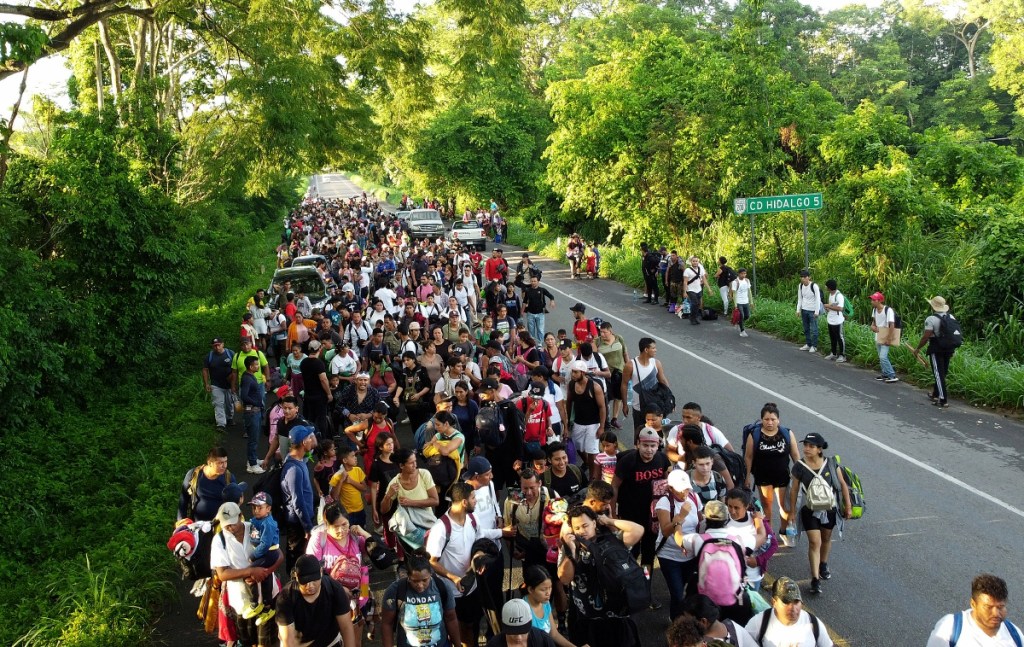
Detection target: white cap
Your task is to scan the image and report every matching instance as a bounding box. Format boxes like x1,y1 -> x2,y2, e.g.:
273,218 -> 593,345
569,360 -> 589,373
667,469 -> 692,493
342,283 -> 355,292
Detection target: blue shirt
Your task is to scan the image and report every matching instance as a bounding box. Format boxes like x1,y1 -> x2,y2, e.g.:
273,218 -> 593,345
249,514 -> 280,559
281,455 -> 315,532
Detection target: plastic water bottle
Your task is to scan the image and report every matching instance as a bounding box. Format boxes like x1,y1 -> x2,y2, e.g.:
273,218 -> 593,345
632,289 -> 639,305
785,526 -> 797,546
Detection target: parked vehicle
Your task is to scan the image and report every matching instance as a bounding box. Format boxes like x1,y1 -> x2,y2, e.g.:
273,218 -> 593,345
407,209 -> 445,240
447,221 -> 486,251
267,266 -> 330,311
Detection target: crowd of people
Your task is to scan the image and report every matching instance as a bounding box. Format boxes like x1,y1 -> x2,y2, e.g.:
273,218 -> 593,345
178,191 -> 1006,647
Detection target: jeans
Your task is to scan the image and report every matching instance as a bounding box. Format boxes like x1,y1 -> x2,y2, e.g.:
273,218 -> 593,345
244,409 -> 262,466
737,303 -> 750,332
687,291 -> 702,322
801,309 -> 819,347
660,558 -> 697,619
877,342 -> 895,378
211,385 -> 233,427
526,312 -> 545,342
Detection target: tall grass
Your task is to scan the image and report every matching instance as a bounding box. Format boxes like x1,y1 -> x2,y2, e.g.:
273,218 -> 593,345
508,215 -> 1024,411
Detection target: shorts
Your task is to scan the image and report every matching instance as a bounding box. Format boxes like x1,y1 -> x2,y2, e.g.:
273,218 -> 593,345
608,369 -> 622,401
454,587 -> 483,624
571,423 -> 601,455
800,507 -> 837,531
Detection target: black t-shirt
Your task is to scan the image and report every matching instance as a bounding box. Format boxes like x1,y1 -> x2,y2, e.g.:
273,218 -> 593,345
614,450 -> 670,521
485,628 -> 556,647
204,350 -> 235,389
522,286 -> 554,314
275,576 -> 350,647
717,265 -> 736,287
300,357 -> 328,401
546,466 -> 584,499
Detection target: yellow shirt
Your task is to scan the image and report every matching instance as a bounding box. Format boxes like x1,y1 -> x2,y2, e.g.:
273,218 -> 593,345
330,467 -> 367,514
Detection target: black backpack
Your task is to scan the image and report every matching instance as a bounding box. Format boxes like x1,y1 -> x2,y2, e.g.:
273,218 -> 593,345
476,405 -> 506,448
252,462 -> 287,528
710,443 -> 747,488
701,308 -> 719,321
585,532 -> 651,613
933,313 -> 964,352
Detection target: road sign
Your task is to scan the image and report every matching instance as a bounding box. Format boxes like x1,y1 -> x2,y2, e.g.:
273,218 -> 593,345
734,192 -> 822,215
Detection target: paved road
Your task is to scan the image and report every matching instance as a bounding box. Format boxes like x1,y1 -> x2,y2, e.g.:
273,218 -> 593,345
155,175 -> 1024,646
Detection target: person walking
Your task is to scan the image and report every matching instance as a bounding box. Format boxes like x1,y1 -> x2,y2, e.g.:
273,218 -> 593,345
795,270 -> 822,353
912,296 -> 962,409
715,257 -> 737,316
641,243 -> 661,305
522,275 -> 556,348
202,337 -> 236,432
787,433 -> 851,596
282,425 -> 318,571
730,269 -> 752,338
822,280 -> 847,363
683,257 -> 707,325
868,292 -> 899,383
926,574 -> 1022,647
744,577 -> 833,646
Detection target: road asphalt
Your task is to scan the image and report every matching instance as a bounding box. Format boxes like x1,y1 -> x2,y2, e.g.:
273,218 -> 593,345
153,175 -> 1024,647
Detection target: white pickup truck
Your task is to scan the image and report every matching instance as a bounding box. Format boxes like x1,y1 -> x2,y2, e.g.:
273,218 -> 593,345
407,209 -> 445,240
447,221 -> 487,250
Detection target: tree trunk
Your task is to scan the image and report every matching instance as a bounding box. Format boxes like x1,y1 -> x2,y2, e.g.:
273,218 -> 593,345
0,68 -> 30,191
94,40 -> 104,114
98,19 -> 121,108
132,17 -> 148,89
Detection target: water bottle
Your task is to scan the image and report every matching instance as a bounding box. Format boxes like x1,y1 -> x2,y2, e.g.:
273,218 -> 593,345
632,289 -> 639,305
785,526 -> 797,546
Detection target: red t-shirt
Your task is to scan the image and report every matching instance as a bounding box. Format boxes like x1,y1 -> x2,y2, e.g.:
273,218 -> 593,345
517,397 -> 551,443
573,319 -> 598,343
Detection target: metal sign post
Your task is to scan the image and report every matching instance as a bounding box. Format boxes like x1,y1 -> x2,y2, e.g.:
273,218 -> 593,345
735,192 -> 823,290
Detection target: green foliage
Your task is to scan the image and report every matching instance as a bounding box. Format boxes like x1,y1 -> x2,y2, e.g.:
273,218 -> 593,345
0,22 -> 48,66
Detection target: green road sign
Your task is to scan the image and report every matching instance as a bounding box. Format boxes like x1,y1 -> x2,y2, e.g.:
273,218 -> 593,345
734,192 -> 822,215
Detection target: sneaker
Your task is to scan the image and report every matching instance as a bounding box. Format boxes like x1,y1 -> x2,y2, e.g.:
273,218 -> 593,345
810,578 -> 822,595
933,401 -> 949,409
824,353 -> 836,360
885,376 -> 900,383
874,375 -> 886,381
609,419 -> 622,430
819,563 -> 831,580
809,346 -> 817,353
242,603 -> 264,619
799,344 -> 810,351
247,464 -> 266,474
649,601 -> 663,611
255,608 -> 276,626
216,425 -> 226,433
779,534 -> 793,548
835,356 -> 847,363
739,331 -> 749,337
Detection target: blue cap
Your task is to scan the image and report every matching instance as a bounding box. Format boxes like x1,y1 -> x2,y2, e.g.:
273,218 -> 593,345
222,481 -> 248,503
464,456 -> 492,477
289,425 -> 316,444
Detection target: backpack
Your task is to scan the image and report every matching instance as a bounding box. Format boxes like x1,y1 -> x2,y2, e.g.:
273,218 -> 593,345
709,443 -> 747,489
476,405 -> 507,448
701,308 -> 719,321
542,464 -> 582,495
933,313 -> 964,353
542,497 -> 570,564
184,465 -> 233,521
841,293 -> 854,319
169,520 -> 218,581
695,534 -> 746,607
425,512 -> 477,554
755,608 -> 820,645
885,306 -> 903,329
830,455 -> 865,519
585,532 -> 651,613
741,421 -> 791,458
633,358 -> 675,415
949,611 -> 1022,647
799,460 -> 837,512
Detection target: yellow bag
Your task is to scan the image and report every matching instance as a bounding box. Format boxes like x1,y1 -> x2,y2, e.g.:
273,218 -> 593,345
197,575 -> 222,635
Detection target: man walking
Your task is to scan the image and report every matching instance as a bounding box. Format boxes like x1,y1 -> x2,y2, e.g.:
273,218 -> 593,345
281,425 -> 317,571
913,296 -> 962,409
683,256 -> 707,325
730,268 -> 752,338
927,574 -> 1021,646
641,243 -> 661,305
202,337 -> 235,431
239,356 -> 266,475
565,360 -> 606,474
620,337 -> 670,440
522,275 -> 556,343
822,279 -> 847,363
715,256 -> 737,315
869,292 -> 899,383
795,269 -> 822,352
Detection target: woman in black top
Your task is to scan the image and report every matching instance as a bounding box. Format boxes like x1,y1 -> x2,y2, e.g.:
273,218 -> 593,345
742,403 -> 800,543
397,352 -> 435,433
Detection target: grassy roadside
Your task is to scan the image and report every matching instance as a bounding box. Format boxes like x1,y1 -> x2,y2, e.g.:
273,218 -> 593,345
507,217 -> 1024,412
6,225 -> 282,647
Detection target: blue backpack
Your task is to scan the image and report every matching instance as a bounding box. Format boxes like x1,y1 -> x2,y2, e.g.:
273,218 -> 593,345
950,611 -> 1021,646
741,421 -> 791,457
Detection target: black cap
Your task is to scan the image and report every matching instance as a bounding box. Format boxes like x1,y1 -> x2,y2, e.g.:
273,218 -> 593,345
570,303 -> 586,313
481,378 -> 500,390
800,433 -> 828,449
799,269 -> 811,277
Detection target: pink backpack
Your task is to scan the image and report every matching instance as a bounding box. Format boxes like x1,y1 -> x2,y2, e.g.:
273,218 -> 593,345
695,533 -> 745,607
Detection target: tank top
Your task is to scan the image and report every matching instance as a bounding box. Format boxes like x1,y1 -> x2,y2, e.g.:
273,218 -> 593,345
572,378 -> 601,425
751,431 -> 790,484
631,358 -> 657,411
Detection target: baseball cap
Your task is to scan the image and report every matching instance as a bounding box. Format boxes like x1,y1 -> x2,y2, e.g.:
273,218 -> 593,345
800,433 -> 828,449
636,427 -> 661,444
559,340 -> 573,350
799,269 -> 811,277
342,282 -> 355,292
222,482 -> 248,503
294,554 -> 323,584
289,425 -> 316,444
215,502 -> 242,526
569,303 -> 586,313
251,491 -> 272,507
211,337 -> 224,344
500,598 -> 533,636
464,456 -> 492,477
275,385 -> 291,398
529,382 -> 546,396
309,339 -> 323,352
703,500 -> 729,522
480,378 -> 500,390
869,292 -> 885,301
667,469 -> 692,492
568,360 -> 589,373
772,576 -> 802,603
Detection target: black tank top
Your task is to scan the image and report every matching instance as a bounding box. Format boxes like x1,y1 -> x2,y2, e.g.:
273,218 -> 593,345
572,378 -> 601,425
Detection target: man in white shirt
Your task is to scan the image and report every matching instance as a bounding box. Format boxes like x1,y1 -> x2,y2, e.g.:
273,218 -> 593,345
374,282 -> 400,316
822,279 -> 847,363
744,576 -> 833,647
427,482 -> 512,647
869,291 -> 899,383
683,256 -> 708,325
730,268 -> 752,337
927,574 -> 1022,647
795,269 -> 822,353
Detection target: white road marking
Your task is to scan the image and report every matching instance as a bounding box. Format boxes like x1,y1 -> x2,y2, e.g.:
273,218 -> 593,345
538,279 -> 1024,521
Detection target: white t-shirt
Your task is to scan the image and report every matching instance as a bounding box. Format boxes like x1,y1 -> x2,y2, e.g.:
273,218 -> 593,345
375,287 -> 399,314
826,292 -> 845,325
472,483 -> 502,541
425,514 -> 503,598
330,350 -> 359,377
684,266 -> 704,294
744,609 -> 833,647
655,494 -> 701,563
541,382 -> 564,425
716,620 -> 760,647
926,611 -> 1023,647
731,278 -> 751,305
666,423 -> 729,454
726,512 -> 762,581
209,524 -> 280,613
873,306 -> 896,343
